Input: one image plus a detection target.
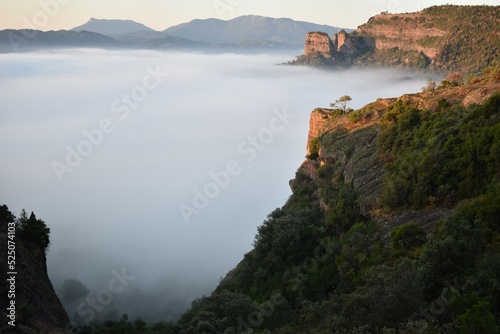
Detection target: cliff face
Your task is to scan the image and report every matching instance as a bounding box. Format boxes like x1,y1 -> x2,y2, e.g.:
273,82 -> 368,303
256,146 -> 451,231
179,67 -> 500,333
304,32 -> 335,58
0,210 -> 69,334
297,5 -> 500,73
302,73 -> 500,239
303,30 -> 374,60
357,13 -> 447,60
306,108 -> 329,155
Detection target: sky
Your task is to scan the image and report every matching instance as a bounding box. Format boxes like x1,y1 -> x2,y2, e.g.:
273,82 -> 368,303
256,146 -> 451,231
0,0 -> 498,31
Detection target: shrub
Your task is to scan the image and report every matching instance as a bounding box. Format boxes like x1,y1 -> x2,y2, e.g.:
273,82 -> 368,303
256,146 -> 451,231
391,222 -> 426,258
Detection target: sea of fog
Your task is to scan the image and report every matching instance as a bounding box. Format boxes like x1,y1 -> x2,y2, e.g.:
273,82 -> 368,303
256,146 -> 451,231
0,49 -> 428,322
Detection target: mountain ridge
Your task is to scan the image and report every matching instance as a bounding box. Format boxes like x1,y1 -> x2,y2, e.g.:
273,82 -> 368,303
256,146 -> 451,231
0,29 -> 122,52
163,15 -> 351,45
72,17 -> 155,35
0,15 -> 347,53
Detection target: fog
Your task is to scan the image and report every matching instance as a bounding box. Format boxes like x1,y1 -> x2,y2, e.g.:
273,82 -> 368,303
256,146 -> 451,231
0,49 -> 428,322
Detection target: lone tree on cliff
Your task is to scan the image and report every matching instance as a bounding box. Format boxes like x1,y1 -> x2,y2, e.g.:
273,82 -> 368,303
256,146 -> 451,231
330,95 -> 352,114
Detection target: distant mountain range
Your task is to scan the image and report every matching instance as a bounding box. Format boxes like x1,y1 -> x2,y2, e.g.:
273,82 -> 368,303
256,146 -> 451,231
0,16 -> 349,53
162,15 -> 346,45
0,29 -> 121,53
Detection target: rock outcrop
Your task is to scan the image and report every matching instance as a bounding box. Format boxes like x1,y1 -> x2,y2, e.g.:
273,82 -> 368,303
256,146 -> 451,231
306,108 -> 329,155
0,212 -> 69,334
357,13 -> 447,60
303,30 -> 375,60
304,32 -> 335,58
296,5 -> 500,74
299,70 -> 500,237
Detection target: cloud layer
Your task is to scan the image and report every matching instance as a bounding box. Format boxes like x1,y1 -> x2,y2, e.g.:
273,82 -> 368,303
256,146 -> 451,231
0,49 -> 428,321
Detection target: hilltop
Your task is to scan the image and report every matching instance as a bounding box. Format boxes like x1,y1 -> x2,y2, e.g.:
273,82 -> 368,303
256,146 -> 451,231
294,5 -> 500,74
72,18 -> 155,35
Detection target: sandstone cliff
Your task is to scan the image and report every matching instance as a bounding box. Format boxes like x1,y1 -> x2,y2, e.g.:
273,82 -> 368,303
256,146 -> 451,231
357,13 -> 447,60
304,32 -> 335,58
301,70 -> 500,240
295,5 -> 500,74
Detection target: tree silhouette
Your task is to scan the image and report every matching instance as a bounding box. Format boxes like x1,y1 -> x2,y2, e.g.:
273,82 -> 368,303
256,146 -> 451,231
330,95 -> 352,114
62,279 -> 89,302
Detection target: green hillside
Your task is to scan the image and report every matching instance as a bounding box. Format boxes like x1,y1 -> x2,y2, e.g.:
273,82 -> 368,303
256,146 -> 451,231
173,69 -> 500,334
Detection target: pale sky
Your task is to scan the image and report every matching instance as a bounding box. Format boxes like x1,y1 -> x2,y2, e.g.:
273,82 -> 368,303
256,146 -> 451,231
0,0 -> 498,31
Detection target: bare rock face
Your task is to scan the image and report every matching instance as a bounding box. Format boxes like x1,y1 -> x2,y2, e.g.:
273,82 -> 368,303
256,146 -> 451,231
0,232 -> 70,333
306,108 -> 329,155
304,29 -> 375,61
336,30 -> 347,51
304,32 -> 335,58
357,13 -> 447,60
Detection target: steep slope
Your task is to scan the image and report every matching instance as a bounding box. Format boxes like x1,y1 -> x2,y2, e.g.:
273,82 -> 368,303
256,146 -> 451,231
176,68 -> 500,333
294,5 -> 500,74
164,15 -> 350,45
1,206 -> 69,333
72,18 -> 155,36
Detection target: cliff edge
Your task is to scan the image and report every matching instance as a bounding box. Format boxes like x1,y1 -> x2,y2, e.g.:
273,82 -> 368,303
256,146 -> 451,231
294,5 -> 500,74
1,206 -> 69,334
178,66 -> 500,333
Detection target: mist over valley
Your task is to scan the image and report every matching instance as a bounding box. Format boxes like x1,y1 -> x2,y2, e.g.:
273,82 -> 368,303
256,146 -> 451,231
0,49 -> 429,322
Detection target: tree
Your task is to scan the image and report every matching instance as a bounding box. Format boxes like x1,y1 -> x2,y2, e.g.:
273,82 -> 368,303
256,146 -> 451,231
17,211 -> 51,250
62,279 -> 89,302
0,204 -> 15,227
421,79 -> 436,92
330,95 -> 352,114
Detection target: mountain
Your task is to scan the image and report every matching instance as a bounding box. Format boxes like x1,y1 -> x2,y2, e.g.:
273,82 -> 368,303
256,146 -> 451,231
176,66 -> 500,333
0,15 -> 347,53
72,18 -> 155,35
108,31 -> 208,50
164,15 -> 350,45
294,5 -> 500,74
0,29 -> 121,52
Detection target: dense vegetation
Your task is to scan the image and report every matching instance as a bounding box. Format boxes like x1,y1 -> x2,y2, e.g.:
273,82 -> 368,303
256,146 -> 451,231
422,5 -> 500,73
164,80 -> 500,333
378,94 -> 500,210
1,205 -> 51,252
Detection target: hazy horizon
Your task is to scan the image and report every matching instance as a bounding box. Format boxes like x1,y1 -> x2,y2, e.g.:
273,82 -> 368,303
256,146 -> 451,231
1,0 -> 498,32
0,49 -> 430,322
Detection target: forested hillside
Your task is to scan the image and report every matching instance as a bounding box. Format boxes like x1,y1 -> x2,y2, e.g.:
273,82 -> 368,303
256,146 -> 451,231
173,67 -> 500,334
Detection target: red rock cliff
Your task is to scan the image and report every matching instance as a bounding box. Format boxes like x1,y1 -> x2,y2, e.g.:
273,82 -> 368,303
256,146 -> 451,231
357,13 -> 448,59
304,32 -> 335,58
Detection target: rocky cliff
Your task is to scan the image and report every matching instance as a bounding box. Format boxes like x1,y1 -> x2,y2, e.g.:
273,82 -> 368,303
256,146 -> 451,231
304,32 -> 335,58
179,67 -> 500,333
357,13 -> 447,60
302,69 -> 500,240
295,5 -> 500,74
1,207 -> 69,334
